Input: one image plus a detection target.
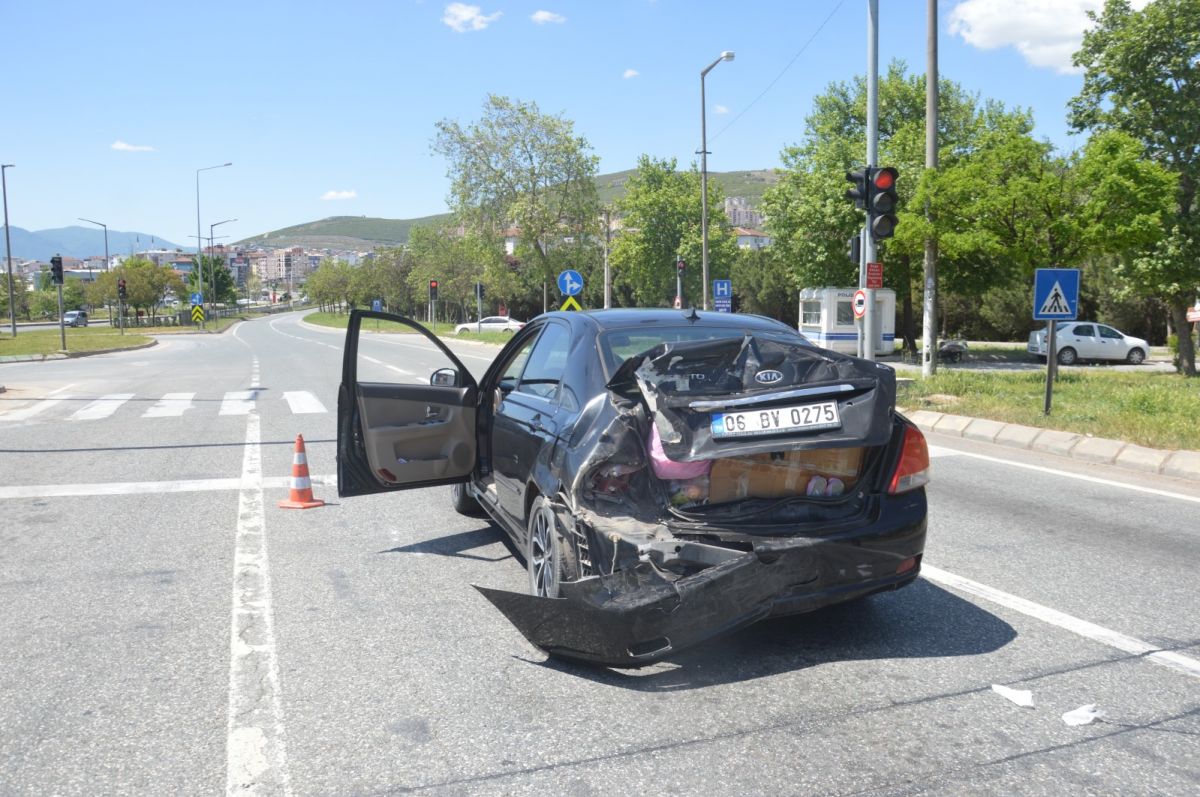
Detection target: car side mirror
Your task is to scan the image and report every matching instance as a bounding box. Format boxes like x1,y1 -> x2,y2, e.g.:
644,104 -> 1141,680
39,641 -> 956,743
431,368 -> 460,388
498,377 -> 517,394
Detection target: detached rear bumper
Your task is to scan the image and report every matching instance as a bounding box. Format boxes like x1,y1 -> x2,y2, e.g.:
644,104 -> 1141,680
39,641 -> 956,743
477,502 -> 926,667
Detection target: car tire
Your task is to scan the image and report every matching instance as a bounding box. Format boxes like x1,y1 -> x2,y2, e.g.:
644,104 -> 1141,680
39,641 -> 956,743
526,496 -> 579,598
1057,347 -> 1078,366
1126,348 -> 1146,365
451,482 -> 487,517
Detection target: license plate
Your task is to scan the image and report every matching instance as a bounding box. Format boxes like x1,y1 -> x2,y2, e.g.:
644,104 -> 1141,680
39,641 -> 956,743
710,400 -> 841,439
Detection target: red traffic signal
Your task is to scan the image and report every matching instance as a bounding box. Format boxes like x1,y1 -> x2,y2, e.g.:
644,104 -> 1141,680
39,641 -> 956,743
872,167 -> 896,191
428,279 -> 439,301
429,280 -> 438,288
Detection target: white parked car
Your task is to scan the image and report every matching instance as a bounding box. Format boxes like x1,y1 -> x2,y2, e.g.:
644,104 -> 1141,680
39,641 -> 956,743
1028,321 -> 1149,365
454,316 -> 525,335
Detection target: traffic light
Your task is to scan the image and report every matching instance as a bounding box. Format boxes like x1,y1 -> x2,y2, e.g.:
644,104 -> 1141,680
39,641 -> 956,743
869,166 -> 899,241
50,255 -> 64,285
847,234 -> 861,266
676,258 -> 686,275
845,169 -> 869,209
118,278 -> 127,301
475,281 -> 485,300
429,280 -> 439,301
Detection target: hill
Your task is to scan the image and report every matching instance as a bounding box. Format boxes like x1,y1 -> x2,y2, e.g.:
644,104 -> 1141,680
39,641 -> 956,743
3,226 -> 185,261
238,168 -> 779,249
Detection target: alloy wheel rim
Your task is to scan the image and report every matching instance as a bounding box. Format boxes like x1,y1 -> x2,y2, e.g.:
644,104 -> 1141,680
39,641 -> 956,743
531,508 -> 556,597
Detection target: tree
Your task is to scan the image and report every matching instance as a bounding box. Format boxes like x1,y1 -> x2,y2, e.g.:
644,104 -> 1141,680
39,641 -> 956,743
94,258 -> 185,317
433,95 -> 601,297
0,273 -> 29,321
187,255 -> 238,304
1070,0 -> 1200,374
609,155 -> 738,307
245,270 -> 262,303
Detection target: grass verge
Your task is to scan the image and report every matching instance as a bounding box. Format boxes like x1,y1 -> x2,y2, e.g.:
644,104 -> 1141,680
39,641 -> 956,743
0,328 -> 154,356
304,311 -> 515,344
898,369 -> 1200,450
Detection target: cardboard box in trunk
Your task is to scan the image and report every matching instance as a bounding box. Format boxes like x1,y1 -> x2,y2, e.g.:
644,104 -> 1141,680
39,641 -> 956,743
708,447 -> 864,504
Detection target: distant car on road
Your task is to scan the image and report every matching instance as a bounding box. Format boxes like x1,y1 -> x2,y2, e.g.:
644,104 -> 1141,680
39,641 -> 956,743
63,310 -> 88,327
454,316 -> 524,335
1028,322 -> 1149,365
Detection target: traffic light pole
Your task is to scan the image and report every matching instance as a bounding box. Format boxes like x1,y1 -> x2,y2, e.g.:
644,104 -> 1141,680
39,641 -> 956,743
57,283 -> 66,351
921,0 -> 939,377
859,0 -> 879,363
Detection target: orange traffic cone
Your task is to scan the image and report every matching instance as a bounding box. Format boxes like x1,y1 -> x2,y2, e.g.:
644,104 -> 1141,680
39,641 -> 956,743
279,434 -> 325,509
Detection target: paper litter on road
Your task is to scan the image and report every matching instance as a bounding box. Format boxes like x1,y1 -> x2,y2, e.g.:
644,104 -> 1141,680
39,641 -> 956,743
991,683 -> 1035,708
1062,704 -> 1105,726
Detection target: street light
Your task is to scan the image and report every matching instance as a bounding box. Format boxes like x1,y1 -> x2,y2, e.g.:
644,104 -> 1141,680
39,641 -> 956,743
699,50 -> 734,312
209,218 -> 236,311
78,217 -> 111,330
196,162 -> 232,329
2,164 -> 15,337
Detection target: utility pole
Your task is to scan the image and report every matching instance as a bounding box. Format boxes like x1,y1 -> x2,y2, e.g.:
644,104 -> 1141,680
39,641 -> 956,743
603,207 -> 612,309
860,0 -> 879,362
921,0 -> 939,377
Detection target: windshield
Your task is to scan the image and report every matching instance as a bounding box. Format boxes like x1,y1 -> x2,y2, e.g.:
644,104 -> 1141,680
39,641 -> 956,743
600,325 -> 809,374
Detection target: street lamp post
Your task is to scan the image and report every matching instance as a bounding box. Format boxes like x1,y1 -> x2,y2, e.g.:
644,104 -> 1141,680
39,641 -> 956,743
699,50 -> 734,312
209,218 -> 236,316
3,164 -> 15,337
78,217 -> 111,331
196,162 -> 232,329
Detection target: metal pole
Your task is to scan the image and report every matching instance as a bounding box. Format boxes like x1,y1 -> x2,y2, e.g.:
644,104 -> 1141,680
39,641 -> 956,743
921,0 -> 939,377
2,164 -> 15,337
476,284 -> 482,333
603,208 -> 611,309
700,70 -> 710,312
196,170 -> 205,330
57,282 -> 66,351
677,269 -> 683,308
861,0 -> 879,362
1043,323 -> 1057,415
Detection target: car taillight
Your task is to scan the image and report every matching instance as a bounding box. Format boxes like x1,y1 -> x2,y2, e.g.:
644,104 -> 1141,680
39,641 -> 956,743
888,426 -> 930,494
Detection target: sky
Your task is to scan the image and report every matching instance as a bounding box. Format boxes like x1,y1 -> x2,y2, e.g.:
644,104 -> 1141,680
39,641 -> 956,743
0,0 -> 1144,250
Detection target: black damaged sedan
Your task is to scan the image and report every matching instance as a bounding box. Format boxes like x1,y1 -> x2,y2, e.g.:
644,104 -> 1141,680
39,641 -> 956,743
337,308 -> 929,667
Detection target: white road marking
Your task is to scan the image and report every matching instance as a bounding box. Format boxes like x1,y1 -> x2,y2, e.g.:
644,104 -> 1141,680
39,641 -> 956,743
0,396 -> 71,422
928,444 -> 1200,506
48,383 -> 76,396
0,475 -> 338,500
226,411 -> 292,795
220,390 -> 258,416
143,392 -> 196,418
69,394 -> 134,421
282,391 -> 327,414
922,564 -> 1200,681
927,445 -> 962,458
269,316 -> 341,352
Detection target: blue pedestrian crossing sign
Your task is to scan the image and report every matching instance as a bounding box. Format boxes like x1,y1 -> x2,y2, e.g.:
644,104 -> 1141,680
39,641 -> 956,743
557,269 -> 583,297
372,298 -> 382,312
190,292 -> 203,305
1033,268 -> 1080,320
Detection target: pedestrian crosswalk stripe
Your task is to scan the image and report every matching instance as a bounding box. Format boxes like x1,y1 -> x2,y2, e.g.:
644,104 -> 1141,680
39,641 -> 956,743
143,392 -> 196,418
220,390 -> 258,416
0,396 -> 71,422
70,394 -> 134,421
282,391 -> 327,414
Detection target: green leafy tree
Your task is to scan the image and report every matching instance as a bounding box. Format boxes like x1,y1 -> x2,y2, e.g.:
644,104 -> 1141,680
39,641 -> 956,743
187,255 -> 238,304
731,247 -> 794,320
1,273 -> 29,320
1070,0 -> 1200,374
433,94 -> 601,301
609,155 -> 737,307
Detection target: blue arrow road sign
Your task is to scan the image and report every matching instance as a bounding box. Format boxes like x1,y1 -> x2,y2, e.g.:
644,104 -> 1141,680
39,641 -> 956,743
1033,268 -> 1080,320
713,279 -> 732,299
557,269 -> 583,297
190,292 -> 203,305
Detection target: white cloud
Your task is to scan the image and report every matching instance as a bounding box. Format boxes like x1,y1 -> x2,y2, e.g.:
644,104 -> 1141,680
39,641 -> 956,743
111,140 -> 155,152
714,104 -> 730,115
442,3 -> 501,32
622,68 -> 639,79
948,0 -> 1150,74
530,10 -> 565,24
321,189 -> 357,201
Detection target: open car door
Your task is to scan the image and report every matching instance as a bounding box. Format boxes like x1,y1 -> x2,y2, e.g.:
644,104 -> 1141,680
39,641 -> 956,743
337,309 -> 479,498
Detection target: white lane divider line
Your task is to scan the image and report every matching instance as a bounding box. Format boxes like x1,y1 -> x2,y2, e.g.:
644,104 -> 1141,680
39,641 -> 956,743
922,564 -> 1200,681
927,445 -> 1200,506
220,391 -> 258,416
269,316 -> 341,351
927,445 -> 962,458
69,394 -> 134,421
0,396 -> 71,422
0,474 -> 338,501
227,411 -> 292,795
143,392 -> 196,418
281,391 -> 328,414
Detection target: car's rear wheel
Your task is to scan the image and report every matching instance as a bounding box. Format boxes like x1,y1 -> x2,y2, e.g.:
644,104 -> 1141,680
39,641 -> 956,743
526,496 -> 578,598
1057,347 -> 1078,366
1126,348 -> 1146,365
450,482 -> 487,517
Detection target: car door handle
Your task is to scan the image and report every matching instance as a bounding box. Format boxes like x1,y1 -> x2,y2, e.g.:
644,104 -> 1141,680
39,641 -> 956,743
530,413 -> 544,431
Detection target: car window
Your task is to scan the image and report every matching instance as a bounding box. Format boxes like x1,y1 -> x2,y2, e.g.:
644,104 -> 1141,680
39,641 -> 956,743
1072,324 -> 1095,336
483,317 -> 501,324
500,336 -> 538,383
1098,325 -> 1123,339
517,323 -> 571,399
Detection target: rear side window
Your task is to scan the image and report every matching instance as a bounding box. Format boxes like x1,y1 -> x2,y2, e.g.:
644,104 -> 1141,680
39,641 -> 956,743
1073,324 -> 1095,336
517,323 -> 571,399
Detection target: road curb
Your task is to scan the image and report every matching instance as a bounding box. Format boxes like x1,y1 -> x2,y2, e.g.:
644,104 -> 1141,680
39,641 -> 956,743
0,340 -> 158,363
901,408 -> 1200,483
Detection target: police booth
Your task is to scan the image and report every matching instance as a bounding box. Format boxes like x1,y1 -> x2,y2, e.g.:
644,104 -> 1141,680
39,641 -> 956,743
798,287 -> 895,356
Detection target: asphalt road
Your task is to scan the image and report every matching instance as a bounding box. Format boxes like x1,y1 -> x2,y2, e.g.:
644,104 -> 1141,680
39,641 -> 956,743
1,310 -> 1197,795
